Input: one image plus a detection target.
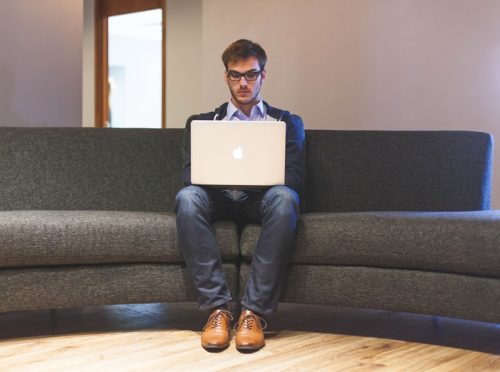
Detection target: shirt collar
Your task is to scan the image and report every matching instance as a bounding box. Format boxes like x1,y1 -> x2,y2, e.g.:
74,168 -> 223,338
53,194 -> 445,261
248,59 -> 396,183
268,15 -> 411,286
227,100 -> 265,120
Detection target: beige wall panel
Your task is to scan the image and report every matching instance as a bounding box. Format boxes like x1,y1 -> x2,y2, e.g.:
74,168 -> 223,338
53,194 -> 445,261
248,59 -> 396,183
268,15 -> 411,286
200,0 -> 500,207
0,0 -> 83,127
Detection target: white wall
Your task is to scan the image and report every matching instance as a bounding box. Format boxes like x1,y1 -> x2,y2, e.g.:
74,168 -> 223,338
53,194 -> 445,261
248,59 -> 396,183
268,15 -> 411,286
82,0 -> 94,127
165,0 -> 202,128
199,0 -> 500,207
0,0 -> 83,127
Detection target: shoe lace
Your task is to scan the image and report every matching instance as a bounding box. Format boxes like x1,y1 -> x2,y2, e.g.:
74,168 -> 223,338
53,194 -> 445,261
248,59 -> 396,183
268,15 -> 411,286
235,313 -> 268,331
203,310 -> 233,331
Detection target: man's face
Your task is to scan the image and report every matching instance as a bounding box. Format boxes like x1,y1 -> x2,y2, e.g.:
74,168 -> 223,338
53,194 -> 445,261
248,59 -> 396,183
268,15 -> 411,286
225,56 -> 266,108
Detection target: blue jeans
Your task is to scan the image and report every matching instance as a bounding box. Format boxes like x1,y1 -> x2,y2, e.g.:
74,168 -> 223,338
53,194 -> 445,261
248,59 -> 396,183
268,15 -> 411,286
175,185 -> 300,314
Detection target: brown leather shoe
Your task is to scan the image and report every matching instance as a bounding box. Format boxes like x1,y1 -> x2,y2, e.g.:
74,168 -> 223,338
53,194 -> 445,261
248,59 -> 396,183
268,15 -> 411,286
235,309 -> 267,351
201,309 -> 233,350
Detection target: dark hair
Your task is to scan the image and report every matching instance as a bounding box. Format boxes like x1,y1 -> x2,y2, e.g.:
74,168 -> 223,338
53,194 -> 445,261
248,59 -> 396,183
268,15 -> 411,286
221,39 -> 267,71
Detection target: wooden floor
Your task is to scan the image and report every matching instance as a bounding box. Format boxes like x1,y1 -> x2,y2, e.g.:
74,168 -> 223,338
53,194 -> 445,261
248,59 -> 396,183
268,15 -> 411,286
1,303 -> 500,371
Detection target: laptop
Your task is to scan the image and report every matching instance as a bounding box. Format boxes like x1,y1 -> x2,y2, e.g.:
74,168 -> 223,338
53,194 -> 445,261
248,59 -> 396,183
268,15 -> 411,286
190,120 -> 286,186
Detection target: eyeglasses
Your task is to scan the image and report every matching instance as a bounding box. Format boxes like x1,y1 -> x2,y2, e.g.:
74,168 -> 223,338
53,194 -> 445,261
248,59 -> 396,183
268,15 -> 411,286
226,70 -> 262,82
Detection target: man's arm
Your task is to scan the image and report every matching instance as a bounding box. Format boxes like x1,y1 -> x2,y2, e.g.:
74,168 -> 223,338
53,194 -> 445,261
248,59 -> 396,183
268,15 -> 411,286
181,115 -> 197,186
284,114 -> 306,197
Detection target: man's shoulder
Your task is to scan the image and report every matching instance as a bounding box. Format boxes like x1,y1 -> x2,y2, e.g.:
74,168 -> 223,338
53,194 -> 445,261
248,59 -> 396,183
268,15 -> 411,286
264,102 -> 304,129
264,102 -> 287,120
264,102 -> 300,121
187,103 -> 229,124
187,112 -> 214,122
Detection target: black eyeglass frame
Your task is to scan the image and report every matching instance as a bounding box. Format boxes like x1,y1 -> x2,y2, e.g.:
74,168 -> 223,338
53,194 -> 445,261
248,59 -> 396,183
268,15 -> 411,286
226,70 -> 263,82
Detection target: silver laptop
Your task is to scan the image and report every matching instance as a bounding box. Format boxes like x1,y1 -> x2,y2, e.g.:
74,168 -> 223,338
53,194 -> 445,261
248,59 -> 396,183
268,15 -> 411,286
191,120 -> 286,186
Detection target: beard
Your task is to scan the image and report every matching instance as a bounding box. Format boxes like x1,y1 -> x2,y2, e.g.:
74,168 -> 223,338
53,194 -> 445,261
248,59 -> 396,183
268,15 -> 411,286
228,82 -> 261,107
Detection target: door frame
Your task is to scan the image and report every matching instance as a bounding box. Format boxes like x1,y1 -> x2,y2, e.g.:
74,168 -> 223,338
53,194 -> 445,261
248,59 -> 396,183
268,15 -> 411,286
94,0 -> 166,128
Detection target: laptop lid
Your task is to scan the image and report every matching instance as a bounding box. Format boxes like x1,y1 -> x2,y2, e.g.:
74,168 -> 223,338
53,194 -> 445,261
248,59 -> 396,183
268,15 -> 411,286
191,120 -> 286,187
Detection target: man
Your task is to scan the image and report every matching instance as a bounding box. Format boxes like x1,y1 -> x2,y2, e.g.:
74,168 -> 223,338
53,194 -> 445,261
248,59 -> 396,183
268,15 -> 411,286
175,39 -> 306,351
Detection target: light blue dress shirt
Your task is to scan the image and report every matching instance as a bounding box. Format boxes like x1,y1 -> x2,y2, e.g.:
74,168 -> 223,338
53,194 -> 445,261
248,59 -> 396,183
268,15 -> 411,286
223,100 -> 268,121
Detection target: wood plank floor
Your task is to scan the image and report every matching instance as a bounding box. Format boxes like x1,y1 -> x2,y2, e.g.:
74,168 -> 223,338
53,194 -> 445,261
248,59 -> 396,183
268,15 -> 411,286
0,302 -> 499,371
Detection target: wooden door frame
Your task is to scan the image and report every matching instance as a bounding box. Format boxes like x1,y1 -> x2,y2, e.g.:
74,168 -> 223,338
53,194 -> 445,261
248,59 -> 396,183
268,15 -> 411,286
95,0 -> 166,128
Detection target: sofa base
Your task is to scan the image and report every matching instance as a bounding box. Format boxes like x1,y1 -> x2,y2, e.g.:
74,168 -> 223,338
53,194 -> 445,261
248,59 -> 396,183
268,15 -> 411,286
0,263 -> 238,313
4,262 -> 500,324
240,263 -> 500,324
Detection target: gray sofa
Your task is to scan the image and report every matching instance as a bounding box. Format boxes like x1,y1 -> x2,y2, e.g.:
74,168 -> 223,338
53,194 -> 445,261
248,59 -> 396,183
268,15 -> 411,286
1,128 -> 499,324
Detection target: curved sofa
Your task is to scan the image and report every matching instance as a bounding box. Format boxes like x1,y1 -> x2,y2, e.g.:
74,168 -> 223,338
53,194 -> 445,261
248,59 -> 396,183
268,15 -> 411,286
1,128 -> 499,324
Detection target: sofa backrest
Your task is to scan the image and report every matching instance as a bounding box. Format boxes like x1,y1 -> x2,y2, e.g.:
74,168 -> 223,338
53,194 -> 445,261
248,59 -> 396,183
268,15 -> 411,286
303,130 -> 493,213
0,128 -> 184,212
0,128 -> 493,213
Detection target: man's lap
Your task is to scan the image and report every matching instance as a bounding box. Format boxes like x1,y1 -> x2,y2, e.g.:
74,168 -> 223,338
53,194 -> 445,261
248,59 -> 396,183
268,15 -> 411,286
176,185 -> 298,224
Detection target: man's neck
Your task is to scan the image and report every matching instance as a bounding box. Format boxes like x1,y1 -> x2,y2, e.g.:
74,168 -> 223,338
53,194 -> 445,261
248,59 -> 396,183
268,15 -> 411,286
231,98 -> 260,117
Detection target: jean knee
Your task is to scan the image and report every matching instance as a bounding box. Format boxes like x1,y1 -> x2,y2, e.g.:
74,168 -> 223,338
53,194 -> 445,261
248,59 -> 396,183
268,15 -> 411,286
262,186 -> 300,216
175,185 -> 210,215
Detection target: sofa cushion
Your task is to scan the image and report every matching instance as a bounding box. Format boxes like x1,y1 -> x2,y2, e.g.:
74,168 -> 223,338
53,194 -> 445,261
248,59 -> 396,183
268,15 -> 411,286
0,211 -> 239,268
240,210 -> 500,277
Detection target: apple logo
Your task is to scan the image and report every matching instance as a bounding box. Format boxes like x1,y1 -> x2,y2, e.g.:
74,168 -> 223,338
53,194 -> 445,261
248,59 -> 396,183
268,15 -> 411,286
232,146 -> 244,160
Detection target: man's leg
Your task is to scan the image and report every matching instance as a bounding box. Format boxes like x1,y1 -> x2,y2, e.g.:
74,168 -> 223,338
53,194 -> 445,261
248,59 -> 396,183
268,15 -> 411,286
236,186 -> 300,351
175,185 -> 233,310
175,186 -> 236,350
241,185 -> 300,314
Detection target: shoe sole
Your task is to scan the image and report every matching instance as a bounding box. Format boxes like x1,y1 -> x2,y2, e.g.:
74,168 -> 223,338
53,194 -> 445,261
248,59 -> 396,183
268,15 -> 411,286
236,344 -> 264,351
202,343 -> 230,351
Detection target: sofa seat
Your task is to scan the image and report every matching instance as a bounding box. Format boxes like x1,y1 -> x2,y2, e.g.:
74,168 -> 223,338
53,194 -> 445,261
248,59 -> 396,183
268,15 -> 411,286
241,210 -> 500,277
0,211 -> 239,268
